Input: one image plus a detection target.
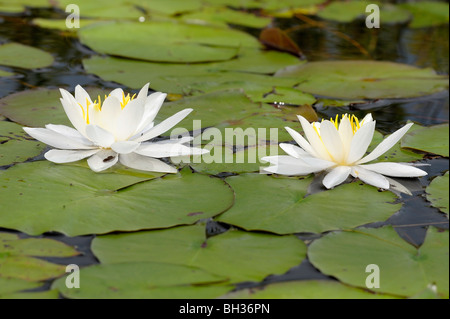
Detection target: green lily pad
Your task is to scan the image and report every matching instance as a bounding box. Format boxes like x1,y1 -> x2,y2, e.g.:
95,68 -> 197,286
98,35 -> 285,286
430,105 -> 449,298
401,123 -> 449,157
400,1 -> 449,28
308,226 -> 449,298
1,289 -> 59,299
222,280 -> 399,299
0,87 -> 110,128
136,0 -> 204,15
0,277 -> 40,295
318,1 -> 410,24
92,224 -> 307,283
0,3 -> 25,13
426,172 -> 449,214
181,7 -> 272,28
0,43 -> 54,69
275,60 -> 449,99
79,21 -> 260,63
32,18 -> 103,31
0,121 -> 46,166
217,174 -> 401,234
0,232 -> 79,282
0,163 -> 234,236
56,0 -> 143,19
0,0 -> 49,7
0,69 -> 14,77
53,262 -> 231,299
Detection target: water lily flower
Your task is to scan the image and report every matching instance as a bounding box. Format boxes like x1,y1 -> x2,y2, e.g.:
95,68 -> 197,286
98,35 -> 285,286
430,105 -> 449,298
262,114 -> 427,189
24,83 -> 207,173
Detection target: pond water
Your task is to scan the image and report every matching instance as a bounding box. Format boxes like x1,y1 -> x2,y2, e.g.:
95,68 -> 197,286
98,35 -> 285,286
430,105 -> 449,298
0,0 -> 448,299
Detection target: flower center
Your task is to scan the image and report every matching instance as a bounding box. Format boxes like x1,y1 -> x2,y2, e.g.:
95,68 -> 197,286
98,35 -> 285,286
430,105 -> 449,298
329,114 -> 362,134
78,92 -> 137,124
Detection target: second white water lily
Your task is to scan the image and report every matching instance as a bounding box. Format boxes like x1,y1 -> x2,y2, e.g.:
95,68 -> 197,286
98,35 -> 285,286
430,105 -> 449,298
24,83 -> 207,173
262,113 -> 427,189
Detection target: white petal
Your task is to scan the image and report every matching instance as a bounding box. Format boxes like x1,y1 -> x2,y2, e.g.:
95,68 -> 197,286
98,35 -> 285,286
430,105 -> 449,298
261,155 -> 331,175
135,143 -> 207,158
296,156 -> 336,171
338,115 -> 353,156
322,166 -> 351,189
361,113 -> 374,125
111,141 -> 141,154
155,136 -> 194,145
136,83 -> 150,101
135,92 -> 167,133
45,124 -> 93,146
99,96 -> 122,133
297,115 -> 332,161
347,120 -> 376,164
351,166 -> 390,189
108,88 -> 124,101
319,120 -> 345,163
119,153 -> 177,173
44,149 -> 99,163
87,149 -> 118,172
85,124 -> 115,148
359,162 -> 427,177
279,143 -> 310,158
23,127 -> 95,150
357,123 -> 414,164
59,91 -> 87,137
284,127 -> 317,157
74,85 -> 93,106
115,98 -> 145,141
134,109 -> 193,143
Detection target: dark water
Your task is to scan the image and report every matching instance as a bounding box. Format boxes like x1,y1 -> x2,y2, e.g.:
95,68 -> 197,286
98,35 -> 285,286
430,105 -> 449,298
0,6 -> 448,294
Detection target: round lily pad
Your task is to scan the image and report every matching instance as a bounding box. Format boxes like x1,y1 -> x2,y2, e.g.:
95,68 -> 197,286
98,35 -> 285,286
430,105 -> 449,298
0,163 -> 234,236
308,226 -> 449,298
399,1 -> 449,28
222,280 -> 399,299
0,121 -> 46,166
426,172 -> 449,214
0,43 -> 54,69
92,224 -> 307,283
216,174 -> 401,234
53,262 -> 231,299
275,60 -> 449,99
401,123 -> 449,157
0,232 -> 79,282
79,21 -> 260,63
0,69 -> 14,77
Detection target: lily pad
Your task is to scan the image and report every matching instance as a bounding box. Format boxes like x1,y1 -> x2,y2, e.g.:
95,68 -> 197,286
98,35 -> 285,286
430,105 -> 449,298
275,60 -> 449,99
0,43 -> 54,69
0,289 -> 59,299
401,123 -> 449,157
0,232 -> 79,281
79,21 -> 260,63
318,1 -> 411,24
181,7 -> 272,28
32,18 -> 103,31
308,226 -> 449,298
0,121 -> 46,166
222,280 -> 398,299
0,277 -> 40,296
216,174 -> 401,234
92,224 -> 307,283
0,163 -> 234,236
0,87 -> 110,128
53,262 -> 231,299
0,69 -> 14,77
56,0 -> 143,19
400,1 -> 449,28
426,172 -> 449,214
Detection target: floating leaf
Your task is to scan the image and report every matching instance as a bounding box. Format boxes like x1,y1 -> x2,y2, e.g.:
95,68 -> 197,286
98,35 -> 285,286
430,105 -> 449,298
0,88 -> 110,128
275,60 -> 449,99
216,174 -> 401,234
55,0 -> 144,19
426,172 -> 449,214
0,289 -> 59,299
222,280 -> 398,299
0,277 -> 40,295
400,1 -> 449,28
53,262 -> 231,299
92,224 -> 307,283
0,121 -> 45,166
259,27 -> 303,57
32,18 -> 103,31
181,7 -> 272,28
401,123 -> 449,157
0,69 -> 14,77
79,21 -> 260,63
0,43 -> 54,69
0,232 -> 78,281
0,163 -> 234,236
308,226 -> 449,298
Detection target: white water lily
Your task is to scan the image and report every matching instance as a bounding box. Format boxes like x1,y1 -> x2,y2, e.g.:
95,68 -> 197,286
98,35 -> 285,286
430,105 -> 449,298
262,113 -> 427,189
24,83 -> 207,173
